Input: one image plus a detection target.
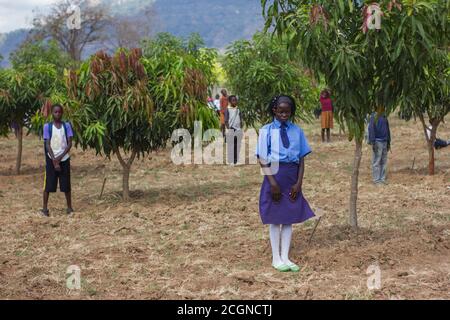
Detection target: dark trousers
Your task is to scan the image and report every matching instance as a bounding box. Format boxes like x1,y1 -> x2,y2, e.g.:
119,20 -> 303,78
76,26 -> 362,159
44,156 -> 71,193
226,128 -> 243,164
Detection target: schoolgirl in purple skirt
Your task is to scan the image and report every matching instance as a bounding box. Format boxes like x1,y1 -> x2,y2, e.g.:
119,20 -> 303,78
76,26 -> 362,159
256,95 -> 315,272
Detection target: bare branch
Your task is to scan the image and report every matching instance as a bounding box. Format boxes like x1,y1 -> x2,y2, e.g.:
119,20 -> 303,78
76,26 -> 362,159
29,0 -> 111,61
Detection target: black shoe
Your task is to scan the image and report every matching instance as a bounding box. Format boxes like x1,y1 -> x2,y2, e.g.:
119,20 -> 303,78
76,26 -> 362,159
66,208 -> 74,215
41,209 -> 49,217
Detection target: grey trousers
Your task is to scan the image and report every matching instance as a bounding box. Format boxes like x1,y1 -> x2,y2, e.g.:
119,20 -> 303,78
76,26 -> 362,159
372,141 -> 388,183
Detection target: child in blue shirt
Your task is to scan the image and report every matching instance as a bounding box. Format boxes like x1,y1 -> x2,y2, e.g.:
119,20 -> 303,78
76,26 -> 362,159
42,104 -> 74,216
256,95 -> 315,272
368,109 -> 391,184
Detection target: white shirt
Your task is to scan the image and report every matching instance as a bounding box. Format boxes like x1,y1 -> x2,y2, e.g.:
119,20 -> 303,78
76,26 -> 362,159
49,124 -> 70,162
228,107 -> 241,130
214,99 -> 221,112
425,126 -> 432,140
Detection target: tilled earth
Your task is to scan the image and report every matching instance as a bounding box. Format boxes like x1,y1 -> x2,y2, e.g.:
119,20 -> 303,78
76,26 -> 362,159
0,117 -> 449,299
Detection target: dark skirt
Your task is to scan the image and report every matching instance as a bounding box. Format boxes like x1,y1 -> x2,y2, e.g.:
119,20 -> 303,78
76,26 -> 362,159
259,163 -> 315,225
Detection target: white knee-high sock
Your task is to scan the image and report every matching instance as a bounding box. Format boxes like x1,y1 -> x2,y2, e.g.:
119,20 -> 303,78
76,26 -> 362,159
281,224 -> 293,265
269,224 -> 283,267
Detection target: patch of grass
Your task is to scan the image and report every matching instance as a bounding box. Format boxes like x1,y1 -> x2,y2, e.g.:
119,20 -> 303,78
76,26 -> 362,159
81,279 -> 97,297
314,151 -> 330,162
181,222 -> 190,230
303,219 -> 316,229
344,164 -> 353,174
343,289 -> 375,300
147,282 -> 161,292
14,248 -> 28,257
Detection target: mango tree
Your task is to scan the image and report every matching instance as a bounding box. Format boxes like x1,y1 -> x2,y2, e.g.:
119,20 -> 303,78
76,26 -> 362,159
392,0 -> 449,175
142,33 -> 219,132
0,63 -> 58,174
222,32 -> 318,128
10,40 -> 73,74
262,0 -> 406,228
67,39 -> 218,200
16,41 -> 74,137
66,48 -> 160,201
0,56 -> 5,137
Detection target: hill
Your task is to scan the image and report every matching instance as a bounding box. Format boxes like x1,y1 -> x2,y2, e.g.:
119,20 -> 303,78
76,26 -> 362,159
0,29 -> 29,67
0,0 -> 264,67
151,0 -> 264,48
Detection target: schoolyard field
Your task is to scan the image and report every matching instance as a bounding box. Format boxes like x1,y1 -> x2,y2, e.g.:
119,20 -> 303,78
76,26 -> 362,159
0,117 -> 449,300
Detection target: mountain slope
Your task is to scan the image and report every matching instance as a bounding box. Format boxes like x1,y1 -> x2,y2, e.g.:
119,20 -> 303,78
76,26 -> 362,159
0,29 -> 29,67
151,0 -> 264,48
0,0 -> 265,67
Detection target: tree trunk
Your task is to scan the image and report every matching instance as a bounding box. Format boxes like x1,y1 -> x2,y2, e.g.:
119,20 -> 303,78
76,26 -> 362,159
122,165 -> 131,201
427,140 -> 435,176
418,113 -> 440,176
115,148 -> 137,201
15,125 -> 23,175
69,29 -> 81,61
349,139 -> 363,229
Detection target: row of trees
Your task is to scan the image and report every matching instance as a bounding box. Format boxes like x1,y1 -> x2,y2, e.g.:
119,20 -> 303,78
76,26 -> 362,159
0,0 -> 447,229
0,34 -> 219,200
66,34 -> 219,200
262,0 -> 449,228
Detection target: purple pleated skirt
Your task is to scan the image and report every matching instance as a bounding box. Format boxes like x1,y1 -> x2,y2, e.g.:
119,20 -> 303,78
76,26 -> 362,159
259,163 -> 315,225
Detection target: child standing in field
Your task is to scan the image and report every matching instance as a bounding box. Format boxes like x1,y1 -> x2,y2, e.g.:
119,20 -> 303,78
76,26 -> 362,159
320,90 -> 333,143
220,89 -> 229,138
213,94 -> 221,116
42,104 -> 74,217
256,95 -> 315,272
225,95 -> 243,165
368,107 -> 391,185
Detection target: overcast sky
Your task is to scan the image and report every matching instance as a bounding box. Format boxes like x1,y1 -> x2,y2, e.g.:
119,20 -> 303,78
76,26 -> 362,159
0,0 -> 58,32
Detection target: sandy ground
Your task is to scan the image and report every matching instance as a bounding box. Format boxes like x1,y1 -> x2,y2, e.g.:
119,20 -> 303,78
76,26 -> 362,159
0,117 -> 449,300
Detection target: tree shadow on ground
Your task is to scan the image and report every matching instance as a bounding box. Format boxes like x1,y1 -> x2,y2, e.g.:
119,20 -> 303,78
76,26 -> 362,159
86,179 -> 257,206
295,222 -> 447,253
392,164 -> 450,176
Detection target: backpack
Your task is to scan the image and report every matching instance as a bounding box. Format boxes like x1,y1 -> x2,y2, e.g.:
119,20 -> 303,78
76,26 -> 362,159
434,138 -> 449,150
44,122 -> 70,154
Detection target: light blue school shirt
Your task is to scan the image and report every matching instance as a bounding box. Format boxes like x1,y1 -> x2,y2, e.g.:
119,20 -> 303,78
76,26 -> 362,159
256,119 -> 312,164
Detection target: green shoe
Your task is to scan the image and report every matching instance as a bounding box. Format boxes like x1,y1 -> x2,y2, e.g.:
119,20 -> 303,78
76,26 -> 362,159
287,263 -> 300,272
272,264 -> 290,272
